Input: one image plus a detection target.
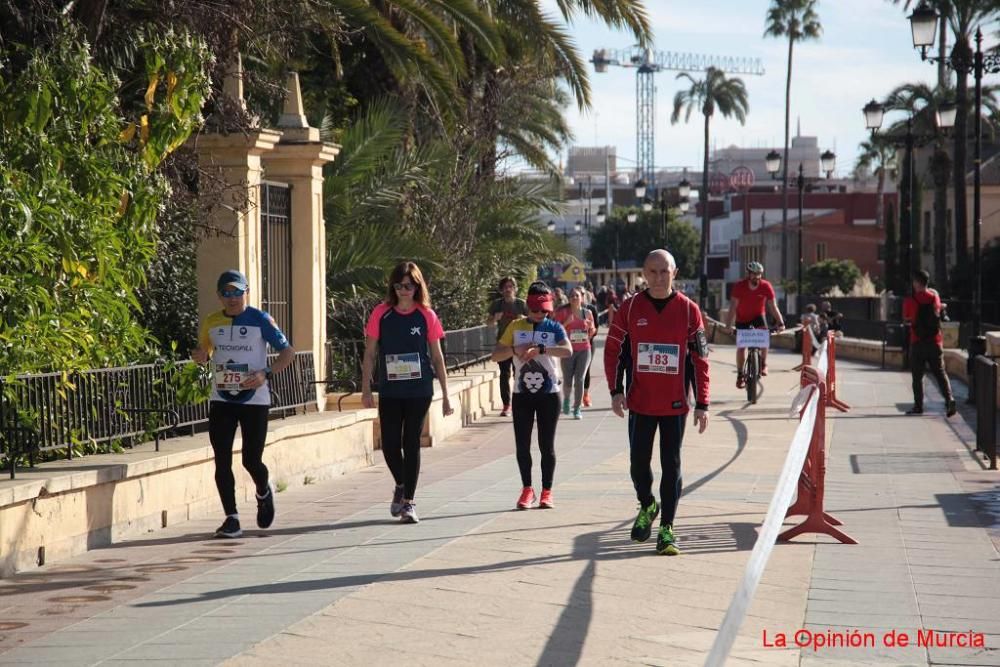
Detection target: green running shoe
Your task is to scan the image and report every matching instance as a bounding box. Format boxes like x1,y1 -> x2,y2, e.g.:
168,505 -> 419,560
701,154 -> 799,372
656,524 -> 680,556
630,500 -> 659,542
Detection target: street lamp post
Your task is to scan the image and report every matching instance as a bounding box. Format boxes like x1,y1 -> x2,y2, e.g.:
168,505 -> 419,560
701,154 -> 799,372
767,151 -> 836,308
908,4 -> 1000,348
863,100 -> 932,288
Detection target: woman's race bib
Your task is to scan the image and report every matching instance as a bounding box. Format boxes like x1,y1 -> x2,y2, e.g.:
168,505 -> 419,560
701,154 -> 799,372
385,353 -> 422,381
569,330 -> 590,343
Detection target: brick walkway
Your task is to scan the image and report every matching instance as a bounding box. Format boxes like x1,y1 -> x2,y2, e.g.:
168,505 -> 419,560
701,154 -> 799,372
0,338 -> 997,666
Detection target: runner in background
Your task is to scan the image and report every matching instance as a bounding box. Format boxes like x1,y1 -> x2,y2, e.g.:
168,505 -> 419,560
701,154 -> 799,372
491,282 -> 572,509
902,269 -> 957,417
192,269 -> 295,539
581,290 -> 601,407
487,277 -> 528,417
362,262 -> 454,524
724,262 -> 784,388
605,250 -> 710,556
553,287 -> 596,419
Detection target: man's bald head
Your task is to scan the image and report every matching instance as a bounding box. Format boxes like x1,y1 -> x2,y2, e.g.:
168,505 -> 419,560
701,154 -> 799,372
642,249 -> 678,298
644,249 -> 677,270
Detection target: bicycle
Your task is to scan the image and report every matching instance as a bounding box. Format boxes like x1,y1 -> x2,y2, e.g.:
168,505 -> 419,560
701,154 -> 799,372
735,327 -> 775,404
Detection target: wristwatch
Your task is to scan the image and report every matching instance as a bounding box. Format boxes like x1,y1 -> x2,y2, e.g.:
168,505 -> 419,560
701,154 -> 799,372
536,344 -> 546,355
264,366 -> 273,381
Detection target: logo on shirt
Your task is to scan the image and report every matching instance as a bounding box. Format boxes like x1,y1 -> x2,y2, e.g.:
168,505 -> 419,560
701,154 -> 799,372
637,318 -> 648,327
410,326 -> 422,336
217,328 -> 225,335
239,326 -> 248,337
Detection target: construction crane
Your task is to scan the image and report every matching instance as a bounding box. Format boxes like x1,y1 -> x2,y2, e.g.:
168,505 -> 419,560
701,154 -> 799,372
591,47 -> 766,190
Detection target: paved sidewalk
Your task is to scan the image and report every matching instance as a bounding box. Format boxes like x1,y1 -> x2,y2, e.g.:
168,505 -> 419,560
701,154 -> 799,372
0,338 -> 997,666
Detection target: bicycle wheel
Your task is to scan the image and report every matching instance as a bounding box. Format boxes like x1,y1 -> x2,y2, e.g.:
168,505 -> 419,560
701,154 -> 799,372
746,349 -> 759,404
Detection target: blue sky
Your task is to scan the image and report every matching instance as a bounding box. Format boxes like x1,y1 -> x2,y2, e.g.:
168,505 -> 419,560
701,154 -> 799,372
538,0 -> 947,176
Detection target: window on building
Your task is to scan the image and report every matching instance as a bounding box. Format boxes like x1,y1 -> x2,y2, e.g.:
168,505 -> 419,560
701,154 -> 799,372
923,211 -> 931,251
877,243 -> 886,261
816,242 -> 827,262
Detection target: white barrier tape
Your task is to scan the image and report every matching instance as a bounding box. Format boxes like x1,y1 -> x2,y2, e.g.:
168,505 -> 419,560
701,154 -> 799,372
704,387 -> 820,667
807,324 -> 822,350
788,384 -> 814,418
816,339 -> 829,378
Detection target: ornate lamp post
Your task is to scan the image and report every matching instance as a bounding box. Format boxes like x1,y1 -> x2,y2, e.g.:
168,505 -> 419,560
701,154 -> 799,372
908,2 -> 1000,349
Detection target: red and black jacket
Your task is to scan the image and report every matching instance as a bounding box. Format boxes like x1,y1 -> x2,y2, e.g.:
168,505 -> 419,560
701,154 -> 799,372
604,290 -> 710,416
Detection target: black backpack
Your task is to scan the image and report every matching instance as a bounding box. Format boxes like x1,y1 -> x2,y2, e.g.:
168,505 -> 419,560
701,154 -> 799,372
913,301 -> 941,341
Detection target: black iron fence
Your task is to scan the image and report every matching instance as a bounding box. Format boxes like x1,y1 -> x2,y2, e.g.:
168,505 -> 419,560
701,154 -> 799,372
0,351 -> 317,479
324,324 -> 496,389
974,355 -> 998,470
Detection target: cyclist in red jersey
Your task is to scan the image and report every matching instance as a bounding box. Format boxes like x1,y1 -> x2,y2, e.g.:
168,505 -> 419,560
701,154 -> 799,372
724,262 -> 785,388
604,250 -> 710,556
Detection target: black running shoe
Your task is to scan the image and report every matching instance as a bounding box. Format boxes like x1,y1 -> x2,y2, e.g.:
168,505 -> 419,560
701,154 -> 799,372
256,486 -> 275,529
390,484 -> 405,517
215,516 -> 242,538
905,406 -> 923,415
630,500 -> 659,542
946,399 -> 957,418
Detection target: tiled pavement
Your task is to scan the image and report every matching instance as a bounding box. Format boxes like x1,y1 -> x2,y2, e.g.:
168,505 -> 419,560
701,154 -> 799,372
0,338 -> 998,666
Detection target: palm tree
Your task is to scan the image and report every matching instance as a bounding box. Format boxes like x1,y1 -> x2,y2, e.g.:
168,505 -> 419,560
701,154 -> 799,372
888,0 -> 1000,271
671,67 -> 749,307
764,0 -> 821,285
884,82 -> 951,284
855,135 -> 899,291
883,80 -> 1000,288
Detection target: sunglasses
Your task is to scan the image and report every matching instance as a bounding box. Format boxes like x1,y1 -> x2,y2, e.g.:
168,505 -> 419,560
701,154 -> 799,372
221,288 -> 246,298
393,282 -> 416,291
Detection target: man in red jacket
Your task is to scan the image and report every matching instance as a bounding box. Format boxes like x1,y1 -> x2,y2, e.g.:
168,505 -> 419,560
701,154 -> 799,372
604,249 -> 710,556
902,270 -> 956,417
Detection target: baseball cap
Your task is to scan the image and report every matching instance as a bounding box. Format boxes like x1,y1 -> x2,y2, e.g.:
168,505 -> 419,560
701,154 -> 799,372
217,269 -> 248,292
526,293 -> 554,312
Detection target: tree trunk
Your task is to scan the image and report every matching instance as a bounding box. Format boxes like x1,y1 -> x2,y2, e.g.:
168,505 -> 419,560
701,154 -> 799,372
952,37 -> 971,270
876,168 -> 885,232
931,147 -> 951,289
780,36 -> 795,285
699,110 -> 711,309
885,201 -> 899,293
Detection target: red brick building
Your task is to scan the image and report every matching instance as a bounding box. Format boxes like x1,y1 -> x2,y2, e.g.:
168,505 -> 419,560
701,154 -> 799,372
729,190 -> 897,284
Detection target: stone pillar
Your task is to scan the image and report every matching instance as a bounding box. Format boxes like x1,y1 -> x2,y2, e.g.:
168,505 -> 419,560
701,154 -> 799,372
262,73 -> 340,409
192,54 -> 281,319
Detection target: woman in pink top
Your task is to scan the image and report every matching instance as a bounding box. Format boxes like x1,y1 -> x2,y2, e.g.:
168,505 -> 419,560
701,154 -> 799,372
361,262 -> 453,524
554,287 -> 596,419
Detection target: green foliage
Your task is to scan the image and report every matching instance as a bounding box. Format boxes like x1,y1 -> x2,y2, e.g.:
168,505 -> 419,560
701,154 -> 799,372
586,209 -> 700,279
804,259 -> 862,295
0,24 -> 211,374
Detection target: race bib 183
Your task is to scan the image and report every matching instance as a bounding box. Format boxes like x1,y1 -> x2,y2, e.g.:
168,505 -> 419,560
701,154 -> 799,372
636,343 -> 680,375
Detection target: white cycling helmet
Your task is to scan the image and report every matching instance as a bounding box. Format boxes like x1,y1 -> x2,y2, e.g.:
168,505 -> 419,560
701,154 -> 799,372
746,261 -> 764,274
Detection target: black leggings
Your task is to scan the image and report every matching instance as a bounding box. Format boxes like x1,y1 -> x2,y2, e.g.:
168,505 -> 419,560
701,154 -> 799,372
628,412 -> 686,526
209,402 -> 271,516
379,395 -> 432,499
498,358 -> 514,406
512,392 -> 560,489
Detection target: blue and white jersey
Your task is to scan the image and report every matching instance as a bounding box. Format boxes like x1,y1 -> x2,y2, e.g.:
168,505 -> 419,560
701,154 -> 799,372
199,307 -> 291,406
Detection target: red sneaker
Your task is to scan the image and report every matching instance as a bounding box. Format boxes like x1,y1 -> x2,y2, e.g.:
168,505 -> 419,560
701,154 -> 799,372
516,487 -> 536,510
539,489 -> 554,509
500,404 -> 511,417
736,374 -> 746,389
760,365 -> 768,377
582,391 -> 592,407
